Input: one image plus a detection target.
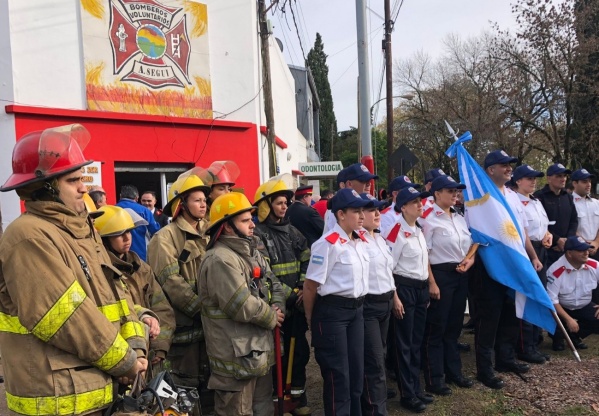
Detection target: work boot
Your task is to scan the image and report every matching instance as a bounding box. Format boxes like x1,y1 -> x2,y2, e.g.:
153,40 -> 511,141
291,391 -> 311,416
517,350 -> 546,364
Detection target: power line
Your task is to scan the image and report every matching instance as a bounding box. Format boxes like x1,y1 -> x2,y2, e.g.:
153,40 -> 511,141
297,1 -> 313,50
331,57 -> 358,87
288,0 -> 307,61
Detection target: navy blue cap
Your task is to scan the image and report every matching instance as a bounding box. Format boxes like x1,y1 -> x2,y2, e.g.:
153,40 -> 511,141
389,175 -> 421,192
395,187 -> 430,209
564,236 -> 594,251
546,163 -> 571,176
360,193 -> 386,209
512,165 -> 544,182
424,168 -> 446,184
430,175 -> 466,194
571,168 -> 595,181
344,163 -> 379,182
330,188 -> 374,211
484,150 -> 518,169
336,168 -> 348,185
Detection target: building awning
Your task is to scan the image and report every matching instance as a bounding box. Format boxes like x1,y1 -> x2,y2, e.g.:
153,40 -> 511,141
259,126 -> 288,149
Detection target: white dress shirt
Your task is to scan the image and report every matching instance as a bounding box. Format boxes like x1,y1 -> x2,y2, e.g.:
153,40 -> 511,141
323,209 -> 336,234
420,204 -> 472,265
547,255 -> 599,310
383,214 -> 429,281
504,187 -> 528,235
380,202 -> 400,236
573,192 -> 599,242
517,193 -> 549,242
363,231 -> 395,294
306,223 -> 370,298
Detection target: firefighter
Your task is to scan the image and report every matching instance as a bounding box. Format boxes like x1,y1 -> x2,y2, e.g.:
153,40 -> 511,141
253,175 -> 312,415
146,168 -> 212,400
200,160 -> 241,204
95,205 -> 176,369
0,124 -> 147,416
198,192 -> 286,415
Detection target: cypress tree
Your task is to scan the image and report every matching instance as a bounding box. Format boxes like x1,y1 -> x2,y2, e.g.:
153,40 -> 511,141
306,33 -> 338,161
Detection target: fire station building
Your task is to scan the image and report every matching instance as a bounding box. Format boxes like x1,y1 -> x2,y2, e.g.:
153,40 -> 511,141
0,0 -> 319,227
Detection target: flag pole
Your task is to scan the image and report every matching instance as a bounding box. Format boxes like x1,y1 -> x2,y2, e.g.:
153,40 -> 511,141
551,311 -> 581,362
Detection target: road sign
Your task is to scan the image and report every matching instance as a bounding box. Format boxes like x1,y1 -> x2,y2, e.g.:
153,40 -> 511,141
298,161 -> 344,177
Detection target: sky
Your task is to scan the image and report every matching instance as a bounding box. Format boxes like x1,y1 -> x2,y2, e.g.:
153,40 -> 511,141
271,0 -> 519,131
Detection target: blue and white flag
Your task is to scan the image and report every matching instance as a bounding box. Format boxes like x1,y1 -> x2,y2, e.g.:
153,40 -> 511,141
446,132 -> 556,334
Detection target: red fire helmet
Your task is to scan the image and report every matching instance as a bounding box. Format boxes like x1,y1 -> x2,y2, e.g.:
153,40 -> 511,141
0,124 -> 93,191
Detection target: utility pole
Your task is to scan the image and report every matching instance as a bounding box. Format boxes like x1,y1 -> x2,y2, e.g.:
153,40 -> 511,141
258,0 -> 277,177
384,0 -> 394,184
356,0 -> 373,182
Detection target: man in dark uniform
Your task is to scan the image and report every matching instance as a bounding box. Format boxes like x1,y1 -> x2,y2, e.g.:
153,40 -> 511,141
534,163 -> 578,266
286,185 -> 324,247
472,150 -> 543,390
141,190 -> 169,227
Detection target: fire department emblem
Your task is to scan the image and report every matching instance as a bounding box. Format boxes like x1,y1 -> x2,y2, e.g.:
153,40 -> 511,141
109,0 -> 191,88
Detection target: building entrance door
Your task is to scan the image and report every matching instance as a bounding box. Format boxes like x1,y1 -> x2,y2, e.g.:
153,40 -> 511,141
114,162 -> 191,209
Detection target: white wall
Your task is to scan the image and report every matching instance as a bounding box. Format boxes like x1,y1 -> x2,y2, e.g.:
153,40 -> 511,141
0,0 -> 19,227
269,36 -> 304,177
9,0 -> 85,109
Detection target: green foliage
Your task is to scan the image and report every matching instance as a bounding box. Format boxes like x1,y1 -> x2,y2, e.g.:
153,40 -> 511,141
306,33 -> 338,161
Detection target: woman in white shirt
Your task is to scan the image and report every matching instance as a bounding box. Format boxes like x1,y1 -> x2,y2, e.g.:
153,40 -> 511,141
420,175 -> 475,396
382,186 -> 432,413
303,188 -> 373,416
359,193 -> 403,416
510,165 -> 552,363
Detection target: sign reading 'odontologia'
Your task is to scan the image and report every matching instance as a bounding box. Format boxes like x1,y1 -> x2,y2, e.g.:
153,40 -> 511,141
298,162 -> 344,177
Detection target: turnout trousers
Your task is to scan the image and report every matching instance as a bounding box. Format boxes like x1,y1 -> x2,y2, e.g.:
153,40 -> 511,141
311,296 -> 365,416
421,265 -> 469,386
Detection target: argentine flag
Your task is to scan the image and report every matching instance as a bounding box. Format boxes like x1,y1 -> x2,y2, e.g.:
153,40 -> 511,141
446,132 -> 556,334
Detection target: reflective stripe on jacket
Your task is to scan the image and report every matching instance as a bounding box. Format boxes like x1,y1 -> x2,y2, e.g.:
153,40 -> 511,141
0,201 -> 141,415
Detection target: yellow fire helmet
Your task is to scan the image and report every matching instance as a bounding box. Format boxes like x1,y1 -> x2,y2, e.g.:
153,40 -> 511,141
205,192 -> 256,236
253,173 -> 295,222
163,167 -> 212,218
94,205 -> 146,237
82,192 -> 104,219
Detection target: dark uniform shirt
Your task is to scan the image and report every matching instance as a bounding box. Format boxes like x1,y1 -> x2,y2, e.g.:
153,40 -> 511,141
534,185 -> 578,248
286,201 -> 325,247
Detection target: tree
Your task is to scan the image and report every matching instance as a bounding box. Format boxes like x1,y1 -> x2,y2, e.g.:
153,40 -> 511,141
306,33 -> 338,161
491,0 -> 578,165
571,0 -> 599,171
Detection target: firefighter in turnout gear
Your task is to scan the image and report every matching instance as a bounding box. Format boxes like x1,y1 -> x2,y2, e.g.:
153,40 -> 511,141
0,124 -> 147,416
253,175 -> 312,415
95,205 -> 176,367
198,192 -> 286,416
146,168 -> 212,404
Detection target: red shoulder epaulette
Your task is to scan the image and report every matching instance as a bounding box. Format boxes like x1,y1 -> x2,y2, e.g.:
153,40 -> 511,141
421,206 -> 434,219
325,232 -> 340,245
381,206 -> 392,214
587,259 -> 598,269
386,223 -> 401,243
552,265 -> 566,278
358,230 -> 368,242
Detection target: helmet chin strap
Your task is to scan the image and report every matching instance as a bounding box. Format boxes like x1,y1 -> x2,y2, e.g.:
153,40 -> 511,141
181,199 -> 202,222
229,219 -> 252,241
267,197 -> 285,221
32,181 -> 64,204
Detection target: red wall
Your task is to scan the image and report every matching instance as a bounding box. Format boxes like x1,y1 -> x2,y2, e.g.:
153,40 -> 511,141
6,105 -> 261,203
